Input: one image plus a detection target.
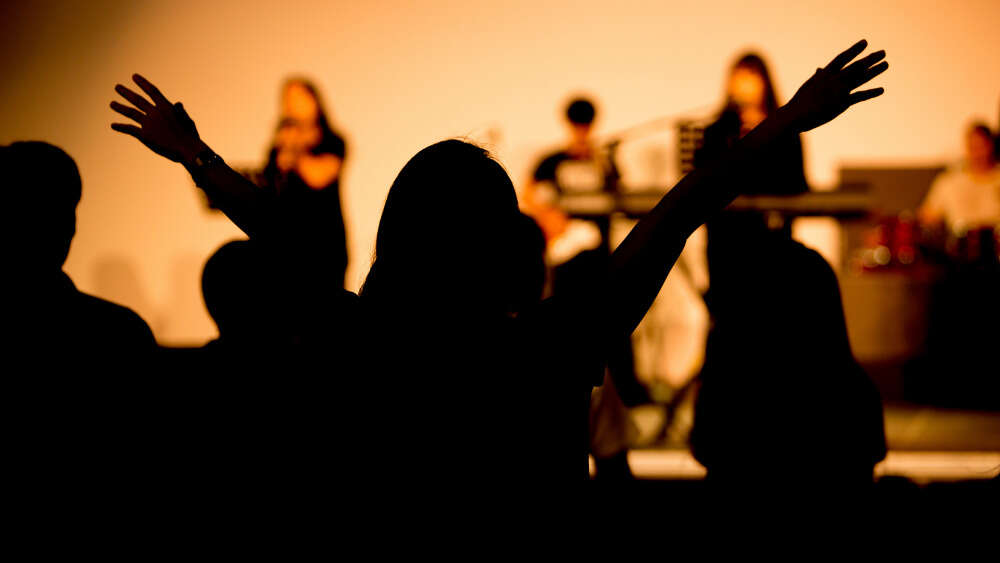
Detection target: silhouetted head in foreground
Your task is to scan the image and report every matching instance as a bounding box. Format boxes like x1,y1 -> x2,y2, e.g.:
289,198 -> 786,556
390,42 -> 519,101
360,140 -> 521,318
511,213 -> 547,314
1,141 -> 81,276
692,238 -> 886,487
2,141 -> 155,359
202,239 -> 280,342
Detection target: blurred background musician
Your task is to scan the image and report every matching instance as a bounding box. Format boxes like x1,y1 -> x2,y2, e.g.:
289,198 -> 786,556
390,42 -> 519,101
253,78 -> 349,289
918,122 -> 1000,247
914,122 -> 1000,410
227,78 -> 352,348
522,97 -> 617,264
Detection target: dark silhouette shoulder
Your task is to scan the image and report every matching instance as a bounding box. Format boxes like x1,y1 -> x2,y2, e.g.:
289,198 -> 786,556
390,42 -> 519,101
73,287 -> 156,350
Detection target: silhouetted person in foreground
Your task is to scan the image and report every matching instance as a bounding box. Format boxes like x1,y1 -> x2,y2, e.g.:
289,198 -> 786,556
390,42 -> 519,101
111,39 -> 889,487
202,239 -> 287,352
690,237 -> 887,488
510,213 -> 548,315
148,238 -> 348,495
4,142 -> 156,356
3,141 -> 156,502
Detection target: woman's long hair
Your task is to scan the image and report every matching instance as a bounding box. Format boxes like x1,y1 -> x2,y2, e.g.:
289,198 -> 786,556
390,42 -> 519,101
262,78 -> 339,179
719,52 -> 781,118
360,140 -> 521,318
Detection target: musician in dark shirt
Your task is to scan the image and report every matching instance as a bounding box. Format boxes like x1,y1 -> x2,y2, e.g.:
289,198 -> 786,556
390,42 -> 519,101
526,98 -> 618,252
257,78 -> 349,288
236,79 -> 352,344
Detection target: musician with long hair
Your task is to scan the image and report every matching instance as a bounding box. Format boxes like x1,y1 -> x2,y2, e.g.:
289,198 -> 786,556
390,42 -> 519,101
257,78 -> 349,289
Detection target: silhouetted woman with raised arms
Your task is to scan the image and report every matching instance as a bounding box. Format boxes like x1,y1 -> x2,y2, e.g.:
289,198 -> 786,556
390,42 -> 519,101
111,39 -> 888,485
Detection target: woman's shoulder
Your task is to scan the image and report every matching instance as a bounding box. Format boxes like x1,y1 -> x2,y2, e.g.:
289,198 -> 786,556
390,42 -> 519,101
337,288 -> 362,309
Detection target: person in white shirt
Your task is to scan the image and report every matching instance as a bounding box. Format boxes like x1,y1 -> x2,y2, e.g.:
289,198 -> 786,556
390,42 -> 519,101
919,123 -> 1000,234
917,123 -> 1000,411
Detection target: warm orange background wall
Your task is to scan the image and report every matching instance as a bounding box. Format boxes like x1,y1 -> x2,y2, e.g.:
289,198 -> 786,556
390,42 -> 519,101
2,0 -> 998,344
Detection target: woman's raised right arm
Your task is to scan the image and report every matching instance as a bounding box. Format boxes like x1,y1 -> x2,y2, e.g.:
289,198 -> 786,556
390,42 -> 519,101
111,74 -> 270,238
604,39 -> 888,338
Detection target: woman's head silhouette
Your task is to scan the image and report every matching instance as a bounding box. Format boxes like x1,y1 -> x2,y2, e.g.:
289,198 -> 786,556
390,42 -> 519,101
361,140 -> 521,317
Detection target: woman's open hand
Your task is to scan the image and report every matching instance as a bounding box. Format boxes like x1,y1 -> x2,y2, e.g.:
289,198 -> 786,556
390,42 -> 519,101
784,39 -> 889,132
111,74 -> 204,163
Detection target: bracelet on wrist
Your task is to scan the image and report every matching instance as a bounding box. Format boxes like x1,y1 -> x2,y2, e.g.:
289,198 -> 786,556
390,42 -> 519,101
185,148 -> 225,185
